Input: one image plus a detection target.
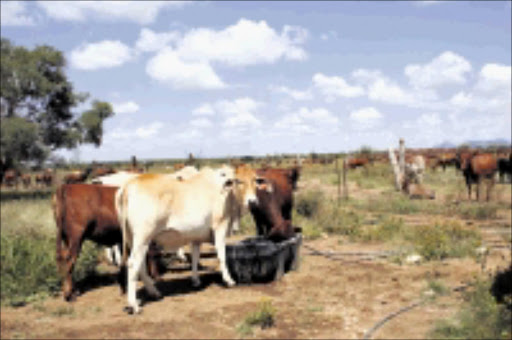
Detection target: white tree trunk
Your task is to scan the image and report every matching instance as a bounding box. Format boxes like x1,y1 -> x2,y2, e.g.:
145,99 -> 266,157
389,147 -> 403,191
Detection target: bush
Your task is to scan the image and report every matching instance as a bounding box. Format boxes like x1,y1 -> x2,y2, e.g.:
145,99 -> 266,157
361,216 -> 405,242
295,189 -> 324,218
236,298 -> 276,336
1,228 -> 101,306
430,277 -> 512,339
406,221 -> 481,261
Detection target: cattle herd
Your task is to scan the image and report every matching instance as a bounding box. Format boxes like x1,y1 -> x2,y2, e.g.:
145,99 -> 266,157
1,145 -> 511,314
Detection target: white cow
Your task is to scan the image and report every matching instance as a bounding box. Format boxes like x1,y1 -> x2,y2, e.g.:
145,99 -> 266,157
96,167 -> 200,266
116,164 -> 264,314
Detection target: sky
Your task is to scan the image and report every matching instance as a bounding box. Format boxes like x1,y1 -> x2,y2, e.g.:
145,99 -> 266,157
1,0 -> 511,162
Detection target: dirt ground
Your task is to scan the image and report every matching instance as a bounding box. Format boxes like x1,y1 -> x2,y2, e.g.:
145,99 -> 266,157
1,173 -> 511,339
1,231 -> 510,339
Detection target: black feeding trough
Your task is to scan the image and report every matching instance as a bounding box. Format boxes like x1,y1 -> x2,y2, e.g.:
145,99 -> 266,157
226,230 -> 302,284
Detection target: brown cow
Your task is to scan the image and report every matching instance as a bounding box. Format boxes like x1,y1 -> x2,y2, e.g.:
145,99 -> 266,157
460,153 -> 497,201
249,167 -> 300,241
64,167 -> 93,184
21,173 -> 31,189
53,184 -> 161,301
347,157 -> 369,170
3,169 -> 20,188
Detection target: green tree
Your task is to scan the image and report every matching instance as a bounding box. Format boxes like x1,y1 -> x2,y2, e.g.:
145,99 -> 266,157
0,38 -> 113,178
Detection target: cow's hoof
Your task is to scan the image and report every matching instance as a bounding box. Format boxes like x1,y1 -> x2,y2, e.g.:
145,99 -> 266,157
224,279 -> 236,287
123,306 -> 141,315
191,277 -> 201,288
147,291 -> 162,301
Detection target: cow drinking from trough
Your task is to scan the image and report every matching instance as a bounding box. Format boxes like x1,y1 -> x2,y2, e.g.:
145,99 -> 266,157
249,166 -> 300,242
116,165 -> 266,314
53,184 -> 161,301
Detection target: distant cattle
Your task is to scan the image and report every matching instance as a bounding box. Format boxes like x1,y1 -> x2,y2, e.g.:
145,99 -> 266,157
460,153 -> 498,201
21,173 -> 31,189
116,164 -> 265,314
432,152 -> 458,171
346,157 -> 369,170
249,166 -> 300,241
3,169 -> 20,188
35,169 -> 54,188
53,184 -> 161,301
64,167 -> 94,184
497,154 -> 512,183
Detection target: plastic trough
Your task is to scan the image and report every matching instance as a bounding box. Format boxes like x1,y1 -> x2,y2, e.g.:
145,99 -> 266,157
226,232 -> 302,284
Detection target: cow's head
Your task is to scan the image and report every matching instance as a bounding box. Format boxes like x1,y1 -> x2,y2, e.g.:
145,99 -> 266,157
232,164 -> 273,207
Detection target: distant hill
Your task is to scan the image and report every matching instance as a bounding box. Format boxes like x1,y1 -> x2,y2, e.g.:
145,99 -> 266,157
434,139 -> 511,148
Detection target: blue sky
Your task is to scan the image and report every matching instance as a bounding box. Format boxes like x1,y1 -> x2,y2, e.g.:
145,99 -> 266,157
1,1 -> 511,162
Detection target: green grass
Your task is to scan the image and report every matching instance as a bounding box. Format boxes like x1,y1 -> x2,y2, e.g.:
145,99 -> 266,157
430,277 -> 512,339
1,198 -> 101,306
236,298 -> 276,337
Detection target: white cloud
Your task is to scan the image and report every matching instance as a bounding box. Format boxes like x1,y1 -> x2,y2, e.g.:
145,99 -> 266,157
190,118 -> 213,128
313,73 -> 365,102
319,30 -> 338,41
192,103 -> 215,116
37,1 -> 189,24
216,97 -> 262,128
175,18 -> 308,66
1,1 -> 36,26
135,122 -> 164,138
274,107 -> 339,135
367,77 -> 415,105
146,48 -> 226,89
70,40 -> 133,70
404,51 -> 472,88
475,63 -> 511,93
269,85 -> 313,101
113,101 -> 139,114
135,28 -> 181,52
349,107 -> 383,130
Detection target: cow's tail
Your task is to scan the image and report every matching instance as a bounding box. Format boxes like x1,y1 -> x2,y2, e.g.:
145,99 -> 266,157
53,185 -> 66,274
115,184 -> 129,266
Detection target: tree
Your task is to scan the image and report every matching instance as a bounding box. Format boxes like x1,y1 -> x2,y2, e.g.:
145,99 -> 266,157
0,38 -> 114,179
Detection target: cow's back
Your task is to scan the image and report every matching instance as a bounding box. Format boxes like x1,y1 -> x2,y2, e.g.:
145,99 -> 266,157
471,153 -> 497,176
60,184 -> 121,246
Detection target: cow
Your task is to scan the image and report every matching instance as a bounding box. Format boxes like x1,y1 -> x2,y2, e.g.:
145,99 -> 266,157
35,168 -> 54,188
3,169 -> 20,188
497,153 -> 512,183
433,152 -> 458,171
21,173 -> 31,189
404,155 -> 426,184
459,153 -> 498,201
249,167 -> 300,241
64,167 -> 93,184
116,164 -> 266,314
93,166 -> 200,265
52,184 -> 162,301
90,166 -> 117,180
346,157 -> 369,170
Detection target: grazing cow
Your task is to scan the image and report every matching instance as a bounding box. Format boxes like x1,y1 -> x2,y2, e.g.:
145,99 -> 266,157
53,184 -> 161,301
64,167 -> 93,184
249,167 -> 300,241
116,165 -> 265,314
460,153 -> 498,201
433,152 -> 458,171
21,173 -> 31,189
497,154 -> 512,183
3,169 -> 20,188
35,169 -> 54,188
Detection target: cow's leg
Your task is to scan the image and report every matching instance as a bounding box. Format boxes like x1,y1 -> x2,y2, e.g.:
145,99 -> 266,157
214,226 -> 235,287
486,177 -> 495,202
176,247 -> 187,262
476,178 -> 481,202
126,243 -> 145,314
62,237 -> 82,301
138,250 -> 161,300
191,242 -> 201,287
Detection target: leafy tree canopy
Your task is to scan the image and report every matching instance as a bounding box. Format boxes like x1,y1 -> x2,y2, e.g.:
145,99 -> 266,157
0,38 -> 114,174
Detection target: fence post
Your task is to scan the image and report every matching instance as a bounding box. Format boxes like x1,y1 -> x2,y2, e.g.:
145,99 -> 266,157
343,158 -> 348,200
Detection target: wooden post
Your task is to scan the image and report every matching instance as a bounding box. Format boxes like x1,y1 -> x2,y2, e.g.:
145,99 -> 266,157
335,157 -> 341,205
389,147 -> 402,191
343,158 -> 348,200
399,138 -> 405,176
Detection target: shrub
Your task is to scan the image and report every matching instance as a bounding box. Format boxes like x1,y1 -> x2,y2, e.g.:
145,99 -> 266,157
1,228 -> 101,306
406,221 -> 481,261
361,216 -> 405,242
430,277 -> 512,339
295,189 -> 324,218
